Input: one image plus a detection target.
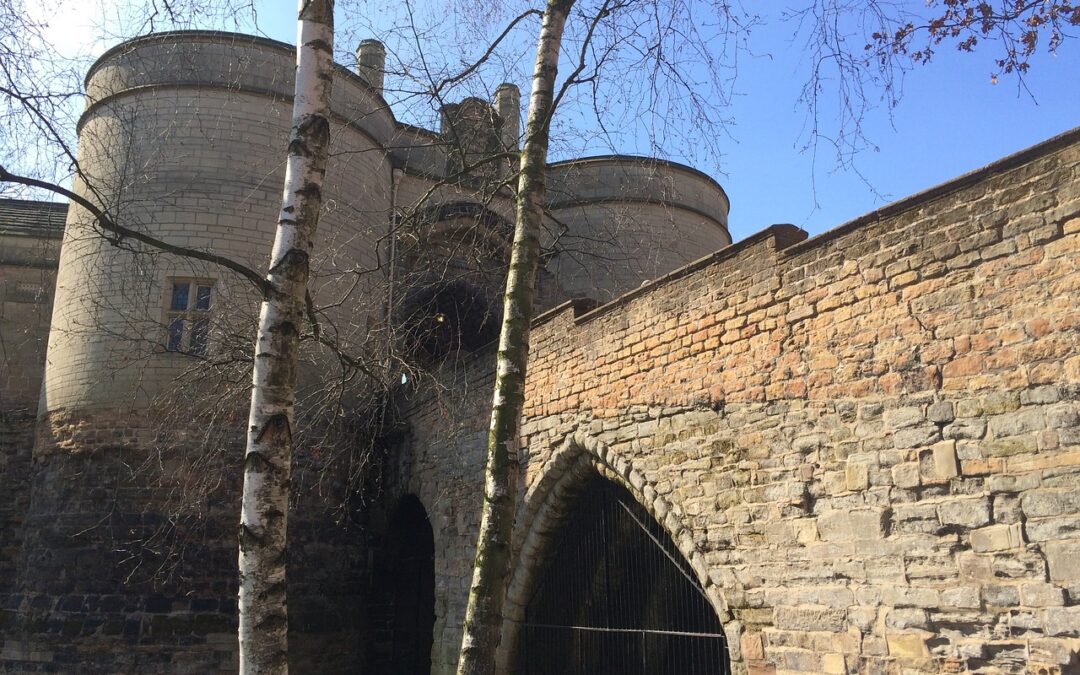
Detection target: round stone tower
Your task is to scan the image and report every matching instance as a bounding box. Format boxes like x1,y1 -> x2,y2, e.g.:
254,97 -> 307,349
13,32 -> 394,672
42,31 -> 394,422
544,156 -> 731,301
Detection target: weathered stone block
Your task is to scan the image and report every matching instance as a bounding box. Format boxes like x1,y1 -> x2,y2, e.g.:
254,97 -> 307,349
821,653 -> 845,674
933,440 -> 960,478
886,608 -> 929,629
984,435 -> 1038,457
988,409 -> 1046,437
893,503 -> 941,534
858,402 -> 884,420
981,584 -> 1020,607
886,632 -> 929,658
1044,606 -> 1080,637
1020,583 -> 1066,608
988,472 -> 1040,493
1025,516 -> 1080,542
847,606 -> 877,631
1044,403 -> 1079,429
886,586 -> 940,609
741,631 -> 765,660
892,462 -> 920,488
885,407 -> 925,430
817,509 -> 887,542
773,606 -> 846,632
1045,541 -> 1080,583
927,401 -> 955,424
970,523 -> 1024,552
938,497 -> 991,529
1029,638 -> 1077,665
991,550 -> 1048,580
1020,385 -> 1062,405
894,425 -> 941,449
1022,489 -> 1080,519
845,460 -> 869,491
943,417 -> 987,440
941,585 -> 981,609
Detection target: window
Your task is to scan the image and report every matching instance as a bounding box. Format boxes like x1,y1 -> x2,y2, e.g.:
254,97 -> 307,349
165,279 -> 213,355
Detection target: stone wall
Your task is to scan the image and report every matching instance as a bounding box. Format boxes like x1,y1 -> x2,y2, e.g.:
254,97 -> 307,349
397,128 -> 1080,674
2,410 -> 369,673
0,204 -> 62,619
2,30 -> 739,673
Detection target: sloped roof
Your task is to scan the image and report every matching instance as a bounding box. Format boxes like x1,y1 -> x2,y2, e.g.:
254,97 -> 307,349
0,198 -> 67,237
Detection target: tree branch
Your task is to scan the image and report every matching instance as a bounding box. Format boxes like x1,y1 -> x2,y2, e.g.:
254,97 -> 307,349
0,166 -> 272,298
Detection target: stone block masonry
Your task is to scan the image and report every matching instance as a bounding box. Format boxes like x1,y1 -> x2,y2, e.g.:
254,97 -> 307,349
399,128 -> 1080,674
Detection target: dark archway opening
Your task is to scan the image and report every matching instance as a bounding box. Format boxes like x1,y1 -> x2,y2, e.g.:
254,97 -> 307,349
370,495 -> 435,674
394,280 -> 499,365
520,477 -> 730,675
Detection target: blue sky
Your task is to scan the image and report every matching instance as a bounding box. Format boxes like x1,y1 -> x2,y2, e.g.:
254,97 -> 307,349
47,1 -> 1080,242
250,2 -> 1080,241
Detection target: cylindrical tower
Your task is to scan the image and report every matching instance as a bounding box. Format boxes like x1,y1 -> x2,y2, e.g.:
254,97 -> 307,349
544,156 -> 731,301
12,32 -> 393,672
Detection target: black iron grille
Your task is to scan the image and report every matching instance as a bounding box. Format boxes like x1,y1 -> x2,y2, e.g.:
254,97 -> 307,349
520,477 -> 730,674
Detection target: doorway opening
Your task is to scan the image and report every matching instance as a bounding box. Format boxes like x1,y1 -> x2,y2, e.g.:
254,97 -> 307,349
371,495 -> 435,674
520,477 -> 730,674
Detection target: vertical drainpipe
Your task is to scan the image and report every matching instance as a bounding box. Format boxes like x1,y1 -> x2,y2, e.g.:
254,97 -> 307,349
386,167 -> 404,375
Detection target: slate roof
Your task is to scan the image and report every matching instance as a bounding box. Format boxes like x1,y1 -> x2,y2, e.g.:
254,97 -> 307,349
0,198 -> 67,237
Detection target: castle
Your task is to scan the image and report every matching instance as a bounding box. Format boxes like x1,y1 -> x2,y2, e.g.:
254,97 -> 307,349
1,30 -> 1078,674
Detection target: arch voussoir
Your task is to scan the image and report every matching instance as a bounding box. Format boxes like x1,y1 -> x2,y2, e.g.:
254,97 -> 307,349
498,424 -> 740,673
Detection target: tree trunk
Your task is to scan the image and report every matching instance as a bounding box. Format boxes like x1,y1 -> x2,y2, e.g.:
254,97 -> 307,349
238,1 -> 334,673
455,1 -> 575,673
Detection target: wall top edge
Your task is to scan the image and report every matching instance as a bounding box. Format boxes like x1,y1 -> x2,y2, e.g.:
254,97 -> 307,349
83,29 -> 390,109
548,154 -> 730,211
786,124 -> 1080,256
532,124 -> 1080,338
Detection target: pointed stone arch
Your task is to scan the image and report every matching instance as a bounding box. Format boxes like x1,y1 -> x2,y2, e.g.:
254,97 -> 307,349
497,431 -> 738,673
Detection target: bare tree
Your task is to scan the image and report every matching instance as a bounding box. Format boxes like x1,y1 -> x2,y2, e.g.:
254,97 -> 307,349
237,1 -> 335,671
0,0 -> 1075,672
455,3 -> 577,671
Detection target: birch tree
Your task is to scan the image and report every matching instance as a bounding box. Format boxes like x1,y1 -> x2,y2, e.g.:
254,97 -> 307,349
455,1 -> 575,673
237,1 -> 335,672
450,0 -> 1080,672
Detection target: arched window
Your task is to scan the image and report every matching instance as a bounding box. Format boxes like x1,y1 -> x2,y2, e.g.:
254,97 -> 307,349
520,477 -> 730,674
391,202 -> 509,365
394,280 -> 499,364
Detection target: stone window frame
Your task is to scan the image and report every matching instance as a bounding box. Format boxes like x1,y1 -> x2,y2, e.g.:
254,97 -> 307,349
163,277 -> 214,356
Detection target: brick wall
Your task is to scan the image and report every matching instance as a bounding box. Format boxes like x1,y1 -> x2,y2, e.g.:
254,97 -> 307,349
398,128 -> 1080,674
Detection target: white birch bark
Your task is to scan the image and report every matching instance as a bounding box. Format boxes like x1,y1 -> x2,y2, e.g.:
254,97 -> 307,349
456,2 -> 575,673
238,1 -> 334,672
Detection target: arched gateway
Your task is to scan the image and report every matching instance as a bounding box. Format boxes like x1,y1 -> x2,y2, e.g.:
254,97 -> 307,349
518,476 -> 730,674
370,495 -> 436,674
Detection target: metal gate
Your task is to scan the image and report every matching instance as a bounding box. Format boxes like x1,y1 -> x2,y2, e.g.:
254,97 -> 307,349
521,478 -> 730,674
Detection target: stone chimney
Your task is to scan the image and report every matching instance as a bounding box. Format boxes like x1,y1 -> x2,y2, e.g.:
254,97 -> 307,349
493,83 -> 520,152
356,39 -> 385,95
